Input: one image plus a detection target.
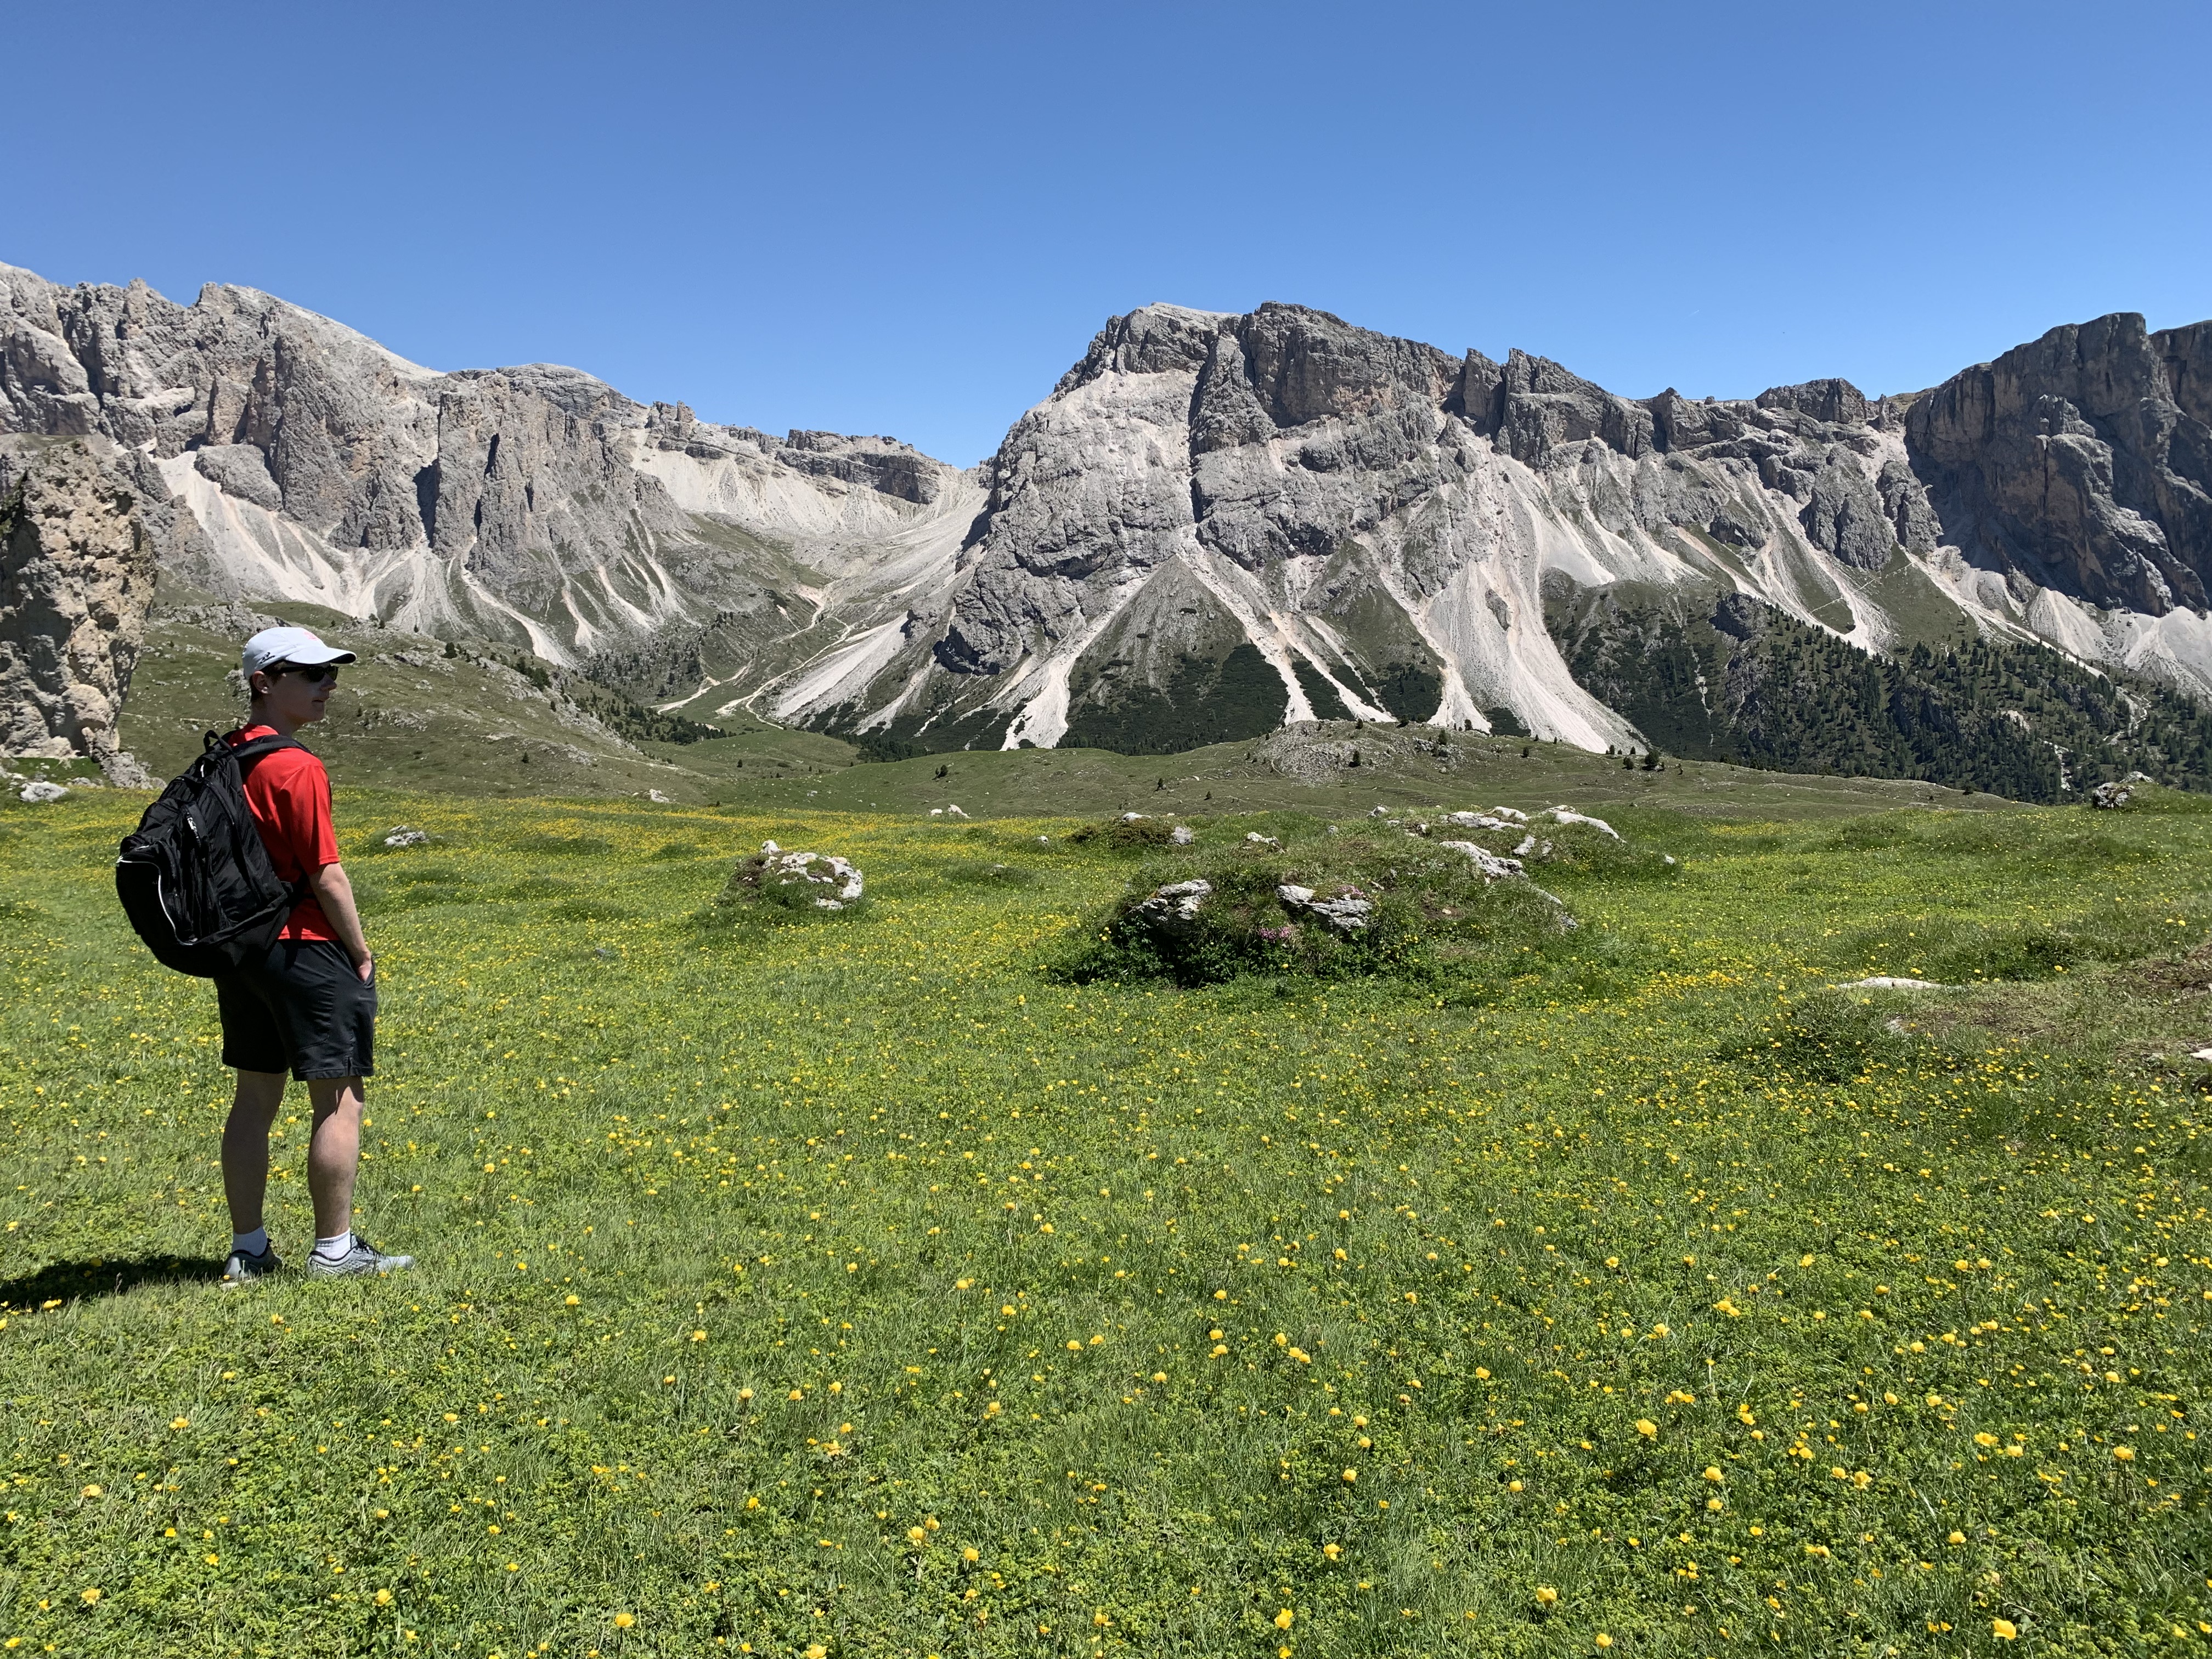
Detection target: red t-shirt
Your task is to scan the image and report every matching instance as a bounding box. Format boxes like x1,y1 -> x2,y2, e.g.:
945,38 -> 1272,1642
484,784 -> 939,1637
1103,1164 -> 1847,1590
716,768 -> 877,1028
227,726 -> 340,941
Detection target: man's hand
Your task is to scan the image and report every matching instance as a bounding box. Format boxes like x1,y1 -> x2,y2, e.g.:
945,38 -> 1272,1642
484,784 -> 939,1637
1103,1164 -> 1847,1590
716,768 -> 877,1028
307,861 -> 374,976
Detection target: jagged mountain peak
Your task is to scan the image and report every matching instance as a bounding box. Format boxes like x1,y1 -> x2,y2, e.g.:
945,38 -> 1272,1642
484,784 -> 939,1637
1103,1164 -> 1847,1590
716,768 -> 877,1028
753,292 -> 2212,756
4,257 -> 2211,773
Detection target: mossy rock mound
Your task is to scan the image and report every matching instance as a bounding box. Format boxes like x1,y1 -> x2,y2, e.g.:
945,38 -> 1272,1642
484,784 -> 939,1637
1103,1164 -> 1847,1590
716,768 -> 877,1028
1065,815 -> 1180,853
1053,806 -> 1675,988
710,843 -> 867,923
1053,844 -> 1558,988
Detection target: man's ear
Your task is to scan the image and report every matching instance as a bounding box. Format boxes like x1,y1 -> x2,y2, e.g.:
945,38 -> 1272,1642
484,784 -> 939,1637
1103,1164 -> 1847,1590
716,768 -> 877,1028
247,670 -> 270,699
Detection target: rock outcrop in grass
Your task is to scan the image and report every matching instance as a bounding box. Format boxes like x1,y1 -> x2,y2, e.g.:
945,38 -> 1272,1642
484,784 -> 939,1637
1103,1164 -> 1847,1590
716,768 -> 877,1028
1056,806 -> 1673,988
713,840 -> 865,918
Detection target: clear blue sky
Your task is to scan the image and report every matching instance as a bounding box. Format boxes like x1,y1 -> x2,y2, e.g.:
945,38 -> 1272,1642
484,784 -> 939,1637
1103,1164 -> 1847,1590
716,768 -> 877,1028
7,1 -> 2207,465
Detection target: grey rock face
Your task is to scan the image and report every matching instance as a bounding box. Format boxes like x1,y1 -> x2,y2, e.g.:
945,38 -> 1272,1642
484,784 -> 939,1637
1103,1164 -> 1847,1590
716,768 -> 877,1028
772,431 -> 941,505
0,438 -> 157,782
417,364 -> 683,606
1801,450 -> 1893,569
881,298 -> 1962,753
1876,456 -> 1940,554
1190,303 -> 1461,572
1906,312 -> 2212,612
1054,304 -> 1221,391
10,257 -> 2212,760
1757,380 -> 1870,426
193,443 -> 283,510
1494,349 -> 1654,465
2158,321 -> 2212,426
0,262 -> 967,680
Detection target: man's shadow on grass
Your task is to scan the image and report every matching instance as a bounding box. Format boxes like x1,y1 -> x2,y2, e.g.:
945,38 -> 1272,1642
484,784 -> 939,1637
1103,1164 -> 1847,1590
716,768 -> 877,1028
0,1254 -> 224,1311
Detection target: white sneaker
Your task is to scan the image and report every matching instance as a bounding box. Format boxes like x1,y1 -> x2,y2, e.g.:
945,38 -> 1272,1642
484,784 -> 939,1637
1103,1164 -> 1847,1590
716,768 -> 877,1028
304,1235 -> 414,1278
222,1245 -> 284,1284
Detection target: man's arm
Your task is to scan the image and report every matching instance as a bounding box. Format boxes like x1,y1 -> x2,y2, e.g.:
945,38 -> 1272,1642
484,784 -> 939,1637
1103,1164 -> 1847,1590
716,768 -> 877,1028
306,862 -> 373,981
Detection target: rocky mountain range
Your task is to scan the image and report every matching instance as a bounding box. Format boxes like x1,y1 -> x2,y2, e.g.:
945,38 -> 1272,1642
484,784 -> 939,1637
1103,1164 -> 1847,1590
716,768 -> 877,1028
3,258 -> 2208,769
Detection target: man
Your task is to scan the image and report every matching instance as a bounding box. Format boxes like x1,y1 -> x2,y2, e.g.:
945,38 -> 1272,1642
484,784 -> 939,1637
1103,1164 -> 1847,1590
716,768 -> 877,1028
217,625 -> 412,1283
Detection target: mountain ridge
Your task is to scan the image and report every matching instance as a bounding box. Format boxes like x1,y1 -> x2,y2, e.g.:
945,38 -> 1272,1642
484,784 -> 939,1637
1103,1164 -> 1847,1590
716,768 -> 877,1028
3,260 -> 2209,770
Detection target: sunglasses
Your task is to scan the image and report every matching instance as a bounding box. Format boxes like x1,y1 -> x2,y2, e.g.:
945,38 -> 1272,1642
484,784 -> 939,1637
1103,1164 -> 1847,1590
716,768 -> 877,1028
268,663 -> 342,686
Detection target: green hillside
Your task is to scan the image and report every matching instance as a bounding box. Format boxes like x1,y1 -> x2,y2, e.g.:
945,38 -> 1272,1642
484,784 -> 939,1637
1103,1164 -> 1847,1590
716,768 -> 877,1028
111,599 -> 2012,822
702,725 -> 2013,821
116,590 -> 855,803
115,591 -> 2151,825
1547,584 -> 2212,800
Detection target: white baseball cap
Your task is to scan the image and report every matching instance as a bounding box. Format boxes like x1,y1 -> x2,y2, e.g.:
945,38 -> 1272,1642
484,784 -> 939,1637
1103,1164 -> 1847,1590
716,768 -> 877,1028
240,625 -> 357,678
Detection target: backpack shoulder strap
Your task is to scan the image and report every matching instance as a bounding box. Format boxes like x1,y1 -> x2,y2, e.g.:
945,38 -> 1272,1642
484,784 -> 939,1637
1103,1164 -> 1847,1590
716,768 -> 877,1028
227,733 -> 306,771
217,734 -> 314,900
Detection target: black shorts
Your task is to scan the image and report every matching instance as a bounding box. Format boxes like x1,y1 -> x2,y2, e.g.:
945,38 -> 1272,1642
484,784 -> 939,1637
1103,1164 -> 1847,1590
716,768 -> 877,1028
214,940 -> 376,1081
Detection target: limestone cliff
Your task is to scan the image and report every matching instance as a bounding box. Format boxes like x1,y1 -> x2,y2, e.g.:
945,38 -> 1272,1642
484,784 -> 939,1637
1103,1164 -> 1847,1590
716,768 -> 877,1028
6,256 -> 2211,758
768,300 -> 2212,753
0,262 -> 980,698
1906,313 -> 2212,614
0,438 -> 157,782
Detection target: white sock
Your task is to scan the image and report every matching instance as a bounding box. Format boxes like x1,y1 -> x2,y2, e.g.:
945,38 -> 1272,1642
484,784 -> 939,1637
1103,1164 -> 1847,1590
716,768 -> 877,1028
231,1226 -> 269,1257
312,1232 -> 353,1261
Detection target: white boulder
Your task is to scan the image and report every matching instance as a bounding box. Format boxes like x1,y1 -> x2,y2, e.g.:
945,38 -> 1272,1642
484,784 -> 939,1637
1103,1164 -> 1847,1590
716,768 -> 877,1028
1439,840 -> 1525,882
382,826 -> 429,848
1277,883 -> 1374,933
1132,878 -> 1211,935
758,844 -> 865,909
1170,824 -> 1195,844
1545,806 -> 1620,839
18,781 -> 69,803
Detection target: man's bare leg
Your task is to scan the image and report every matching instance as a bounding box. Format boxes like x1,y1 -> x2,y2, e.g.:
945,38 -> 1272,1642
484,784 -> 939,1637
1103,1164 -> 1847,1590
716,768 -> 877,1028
306,1076 -> 364,1243
221,1069 -> 289,1238
303,1078 -> 410,1275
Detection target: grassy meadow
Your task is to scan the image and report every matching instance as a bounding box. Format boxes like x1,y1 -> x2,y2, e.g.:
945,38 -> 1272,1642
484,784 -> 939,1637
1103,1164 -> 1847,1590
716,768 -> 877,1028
1,783 -> 2209,1657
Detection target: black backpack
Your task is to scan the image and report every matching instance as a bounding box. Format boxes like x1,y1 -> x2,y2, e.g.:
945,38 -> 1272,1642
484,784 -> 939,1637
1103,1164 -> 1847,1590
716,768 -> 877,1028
116,731 -> 307,977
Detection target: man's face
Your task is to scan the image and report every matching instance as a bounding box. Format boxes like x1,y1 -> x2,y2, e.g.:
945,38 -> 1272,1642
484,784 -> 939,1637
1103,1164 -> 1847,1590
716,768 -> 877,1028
252,663 -> 338,725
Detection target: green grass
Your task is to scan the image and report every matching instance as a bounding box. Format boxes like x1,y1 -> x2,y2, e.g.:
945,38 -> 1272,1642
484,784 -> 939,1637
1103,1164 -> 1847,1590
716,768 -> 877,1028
700,731 -> 2015,822
1,789 -> 2208,1656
